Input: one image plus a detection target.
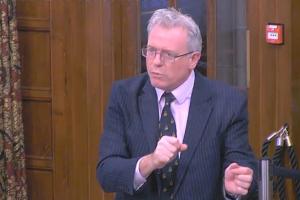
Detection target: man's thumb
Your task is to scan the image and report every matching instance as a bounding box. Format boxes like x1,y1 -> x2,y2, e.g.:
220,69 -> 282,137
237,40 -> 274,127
180,144 -> 188,152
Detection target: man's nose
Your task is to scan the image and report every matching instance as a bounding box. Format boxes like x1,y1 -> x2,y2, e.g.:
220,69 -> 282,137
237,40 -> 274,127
152,52 -> 163,65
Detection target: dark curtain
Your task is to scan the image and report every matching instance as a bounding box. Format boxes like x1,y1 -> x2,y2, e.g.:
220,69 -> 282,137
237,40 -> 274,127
0,0 -> 27,199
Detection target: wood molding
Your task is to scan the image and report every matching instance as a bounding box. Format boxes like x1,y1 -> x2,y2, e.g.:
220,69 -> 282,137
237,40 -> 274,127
17,17 -> 50,31
26,156 -> 53,171
22,87 -> 51,101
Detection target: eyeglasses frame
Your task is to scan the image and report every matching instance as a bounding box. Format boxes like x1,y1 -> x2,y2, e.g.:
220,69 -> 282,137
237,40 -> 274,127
141,46 -> 195,63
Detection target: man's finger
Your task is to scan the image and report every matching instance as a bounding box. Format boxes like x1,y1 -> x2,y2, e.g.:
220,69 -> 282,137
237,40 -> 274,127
228,165 -> 253,175
227,163 -> 239,171
234,178 -> 252,189
179,144 -> 188,152
235,186 -> 248,195
161,136 -> 188,151
235,174 -> 253,182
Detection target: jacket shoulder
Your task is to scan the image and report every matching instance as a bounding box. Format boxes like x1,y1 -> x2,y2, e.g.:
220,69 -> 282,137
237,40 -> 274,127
197,72 -> 247,102
113,73 -> 149,94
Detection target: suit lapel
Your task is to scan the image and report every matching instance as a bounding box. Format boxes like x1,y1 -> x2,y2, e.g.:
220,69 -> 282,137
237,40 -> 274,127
173,73 -> 213,195
138,80 -> 159,152
138,80 -> 163,195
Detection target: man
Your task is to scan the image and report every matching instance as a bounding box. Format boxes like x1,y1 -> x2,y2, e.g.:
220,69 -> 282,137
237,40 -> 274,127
97,8 -> 257,200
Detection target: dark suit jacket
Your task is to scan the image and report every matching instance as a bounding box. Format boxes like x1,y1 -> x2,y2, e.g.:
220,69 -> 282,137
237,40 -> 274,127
97,71 -> 257,200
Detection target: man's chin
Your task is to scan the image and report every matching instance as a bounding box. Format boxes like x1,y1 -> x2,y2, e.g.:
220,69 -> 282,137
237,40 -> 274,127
151,82 -> 172,91
150,80 -> 165,90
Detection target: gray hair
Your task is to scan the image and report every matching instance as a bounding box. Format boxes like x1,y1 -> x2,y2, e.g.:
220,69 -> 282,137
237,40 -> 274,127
147,8 -> 202,53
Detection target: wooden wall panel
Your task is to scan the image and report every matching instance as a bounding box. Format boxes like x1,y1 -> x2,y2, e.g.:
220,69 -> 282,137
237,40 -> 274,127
291,0 -> 300,192
86,1 -> 104,198
23,101 -> 52,158
17,0 -> 53,200
291,0 -> 300,152
26,169 -> 53,200
17,0 -> 50,31
19,31 -> 50,88
18,0 -> 139,199
206,0 -> 217,78
16,0 -> 49,19
248,0 -> 292,154
50,1 -> 72,199
86,1 -> 139,199
51,1 -> 89,199
248,0 -> 300,199
120,0 -> 140,76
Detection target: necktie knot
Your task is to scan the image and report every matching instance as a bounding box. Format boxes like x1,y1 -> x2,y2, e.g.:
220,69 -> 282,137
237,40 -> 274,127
163,92 -> 175,106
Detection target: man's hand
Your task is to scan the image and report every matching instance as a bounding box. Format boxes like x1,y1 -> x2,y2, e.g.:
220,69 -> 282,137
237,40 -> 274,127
151,136 -> 187,169
139,136 -> 187,178
224,163 -> 253,196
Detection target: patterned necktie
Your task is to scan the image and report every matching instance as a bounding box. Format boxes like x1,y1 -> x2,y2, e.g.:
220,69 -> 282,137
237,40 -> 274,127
159,92 -> 178,199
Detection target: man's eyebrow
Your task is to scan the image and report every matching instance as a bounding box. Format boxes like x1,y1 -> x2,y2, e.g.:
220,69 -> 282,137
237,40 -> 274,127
146,45 -> 178,56
147,45 -> 175,52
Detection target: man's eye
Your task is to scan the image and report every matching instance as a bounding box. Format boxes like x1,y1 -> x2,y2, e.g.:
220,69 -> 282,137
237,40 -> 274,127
147,47 -> 156,52
163,52 -> 175,58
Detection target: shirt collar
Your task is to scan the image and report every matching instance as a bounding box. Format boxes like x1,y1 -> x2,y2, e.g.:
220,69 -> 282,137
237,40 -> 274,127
155,71 -> 195,104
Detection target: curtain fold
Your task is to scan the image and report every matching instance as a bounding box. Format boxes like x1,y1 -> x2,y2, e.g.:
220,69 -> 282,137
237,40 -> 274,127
0,0 -> 27,199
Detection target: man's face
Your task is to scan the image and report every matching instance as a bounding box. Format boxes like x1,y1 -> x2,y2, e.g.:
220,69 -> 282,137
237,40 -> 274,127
146,25 -> 200,91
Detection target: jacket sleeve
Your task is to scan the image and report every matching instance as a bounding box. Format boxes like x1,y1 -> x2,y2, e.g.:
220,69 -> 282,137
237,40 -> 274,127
96,82 -> 138,195
221,92 -> 258,199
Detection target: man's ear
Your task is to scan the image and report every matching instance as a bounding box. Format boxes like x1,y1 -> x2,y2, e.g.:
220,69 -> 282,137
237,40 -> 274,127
190,52 -> 201,69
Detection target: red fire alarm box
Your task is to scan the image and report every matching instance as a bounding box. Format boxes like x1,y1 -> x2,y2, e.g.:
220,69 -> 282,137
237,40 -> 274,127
265,23 -> 284,45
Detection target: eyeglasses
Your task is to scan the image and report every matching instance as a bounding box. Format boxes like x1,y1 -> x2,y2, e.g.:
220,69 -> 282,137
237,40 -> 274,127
141,46 -> 194,64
